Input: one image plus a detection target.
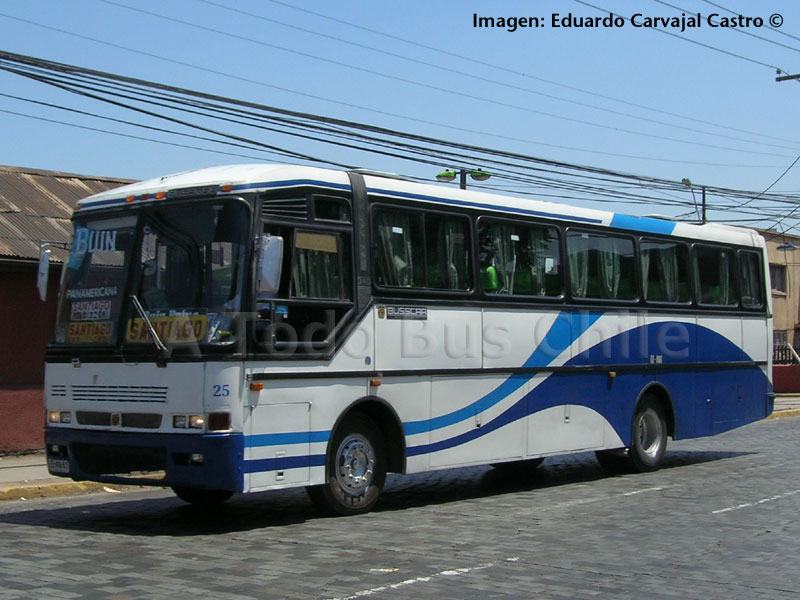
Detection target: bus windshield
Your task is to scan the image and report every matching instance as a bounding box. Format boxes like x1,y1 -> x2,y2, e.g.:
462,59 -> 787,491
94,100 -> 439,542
53,200 -> 250,349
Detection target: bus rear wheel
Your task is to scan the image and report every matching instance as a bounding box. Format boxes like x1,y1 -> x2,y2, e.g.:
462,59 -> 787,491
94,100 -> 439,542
596,396 -> 668,474
306,413 -> 386,516
629,397 -> 668,472
172,487 -> 234,506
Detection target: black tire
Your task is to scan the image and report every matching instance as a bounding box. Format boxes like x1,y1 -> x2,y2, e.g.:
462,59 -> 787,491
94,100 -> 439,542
629,396 -> 668,472
596,396 -> 668,474
306,413 -> 386,516
491,457 -> 545,474
172,487 -> 234,506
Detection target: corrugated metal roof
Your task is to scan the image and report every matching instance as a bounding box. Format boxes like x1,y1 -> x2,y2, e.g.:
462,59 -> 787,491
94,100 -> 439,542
0,165 -> 134,263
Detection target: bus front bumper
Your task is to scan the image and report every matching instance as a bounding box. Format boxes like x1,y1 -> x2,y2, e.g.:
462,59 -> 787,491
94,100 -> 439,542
45,427 -> 245,491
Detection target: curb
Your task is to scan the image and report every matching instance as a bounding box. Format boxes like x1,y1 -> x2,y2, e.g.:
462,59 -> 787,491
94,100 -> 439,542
0,480 -> 131,502
768,408 -> 800,420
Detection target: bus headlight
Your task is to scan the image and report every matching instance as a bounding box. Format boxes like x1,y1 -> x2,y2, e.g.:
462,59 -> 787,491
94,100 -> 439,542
188,415 -> 205,429
48,411 -> 71,424
173,415 -> 187,428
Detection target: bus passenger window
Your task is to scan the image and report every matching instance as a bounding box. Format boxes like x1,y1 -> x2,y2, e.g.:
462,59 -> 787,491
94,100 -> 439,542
425,214 -> 471,291
739,251 -> 764,309
640,240 -> 690,303
695,245 -> 737,306
373,209 -> 425,288
478,220 -> 561,297
566,231 -> 636,300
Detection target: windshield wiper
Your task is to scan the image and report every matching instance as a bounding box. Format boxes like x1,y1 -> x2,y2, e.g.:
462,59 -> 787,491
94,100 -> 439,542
129,294 -> 171,367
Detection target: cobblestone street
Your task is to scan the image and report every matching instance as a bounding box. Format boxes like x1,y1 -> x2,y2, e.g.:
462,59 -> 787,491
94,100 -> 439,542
1,417 -> 798,599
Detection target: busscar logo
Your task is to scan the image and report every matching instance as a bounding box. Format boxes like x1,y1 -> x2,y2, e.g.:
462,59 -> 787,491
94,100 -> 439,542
385,306 -> 428,320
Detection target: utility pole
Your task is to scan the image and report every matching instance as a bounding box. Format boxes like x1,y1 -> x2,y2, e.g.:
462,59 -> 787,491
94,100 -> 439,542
701,186 -> 707,224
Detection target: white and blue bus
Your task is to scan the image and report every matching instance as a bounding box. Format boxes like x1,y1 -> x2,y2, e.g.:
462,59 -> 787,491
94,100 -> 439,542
44,164 -> 773,514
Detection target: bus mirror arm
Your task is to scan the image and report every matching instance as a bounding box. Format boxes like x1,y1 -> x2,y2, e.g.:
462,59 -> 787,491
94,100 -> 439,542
129,294 -> 171,367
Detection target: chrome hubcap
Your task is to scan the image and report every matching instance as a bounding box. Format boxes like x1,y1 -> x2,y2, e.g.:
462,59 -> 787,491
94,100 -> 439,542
335,434 -> 375,496
637,408 -> 663,458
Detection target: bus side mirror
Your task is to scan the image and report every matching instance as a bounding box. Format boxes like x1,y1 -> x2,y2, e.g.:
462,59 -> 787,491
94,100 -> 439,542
257,235 -> 284,295
37,246 -> 51,302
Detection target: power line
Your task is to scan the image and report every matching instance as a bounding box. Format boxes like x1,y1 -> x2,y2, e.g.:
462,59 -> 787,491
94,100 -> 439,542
1,10 -> 792,168
97,0 -> 797,158
1,49 -> 798,230
701,0 -> 800,45
262,0 -> 796,145
652,0 -> 800,55
574,0 -> 786,71
189,0 -> 800,152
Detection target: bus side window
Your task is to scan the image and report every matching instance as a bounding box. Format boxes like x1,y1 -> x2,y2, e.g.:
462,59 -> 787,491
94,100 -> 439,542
425,213 -> 471,291
739,251 -> 764,309
566,231 -> 635,300
373,209 -> 424,288
695,245 -> 737,306
478,220 -> 561,297
640,240 -> 690,303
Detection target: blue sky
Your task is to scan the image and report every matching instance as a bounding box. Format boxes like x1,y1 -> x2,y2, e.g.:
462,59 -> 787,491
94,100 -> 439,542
2,0 -> 800,228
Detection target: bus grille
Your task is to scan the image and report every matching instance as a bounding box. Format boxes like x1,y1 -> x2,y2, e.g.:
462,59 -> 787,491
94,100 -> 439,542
72,443 -> 166,477
71,385 -> 168,403
76,411 -> 162,429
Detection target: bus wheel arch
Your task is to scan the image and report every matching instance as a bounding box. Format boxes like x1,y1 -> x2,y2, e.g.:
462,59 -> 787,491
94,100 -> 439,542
637,382 -> 676,440
306,396 -> 405,515
345,396 -> 406,475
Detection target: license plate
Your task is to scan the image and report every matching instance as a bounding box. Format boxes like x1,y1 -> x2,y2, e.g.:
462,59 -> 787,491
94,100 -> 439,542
47,458 -> 70,474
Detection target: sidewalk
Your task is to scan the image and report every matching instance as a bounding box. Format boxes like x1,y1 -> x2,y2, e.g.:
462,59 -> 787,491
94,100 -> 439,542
2,401 -> 799,502
0,453 -> 125,501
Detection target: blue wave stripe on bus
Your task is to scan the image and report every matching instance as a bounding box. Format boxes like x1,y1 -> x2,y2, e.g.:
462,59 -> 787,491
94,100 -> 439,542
241,321 -> 767,474
609,214 -> 676,235
407,322 -> 768,457
402,310 -> 603,435
407,395 -> 528,457
368,187 -> 604,224
245,430 -> 330,448
244,454 -> 326,473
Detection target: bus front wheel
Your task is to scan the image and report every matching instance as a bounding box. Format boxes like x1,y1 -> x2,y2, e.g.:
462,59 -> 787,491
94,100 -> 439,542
306,413 -> 386,516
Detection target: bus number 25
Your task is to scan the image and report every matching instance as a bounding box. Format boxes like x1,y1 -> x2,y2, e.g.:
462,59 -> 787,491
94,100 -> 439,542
212,384 -> 231,397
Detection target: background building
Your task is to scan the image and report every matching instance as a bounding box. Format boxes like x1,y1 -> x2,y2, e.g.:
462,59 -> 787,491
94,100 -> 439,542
0,166 -> 132,453
760,229 -> 800,394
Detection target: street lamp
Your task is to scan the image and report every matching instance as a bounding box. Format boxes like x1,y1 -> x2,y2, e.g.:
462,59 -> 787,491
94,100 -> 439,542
436,168 -> 491,189
681,177 -> 707,224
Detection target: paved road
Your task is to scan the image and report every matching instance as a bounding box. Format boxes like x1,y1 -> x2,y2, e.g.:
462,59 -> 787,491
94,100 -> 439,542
1,417 -> 799,600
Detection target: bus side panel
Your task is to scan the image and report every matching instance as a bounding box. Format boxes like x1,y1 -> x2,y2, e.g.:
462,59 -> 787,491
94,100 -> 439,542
374,306 -> 482,372
244,379 -> 365,492
527,371 -> 637,453
375,377 -> 432,474
427,375 -> 525,468
695,315 -> 767,434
